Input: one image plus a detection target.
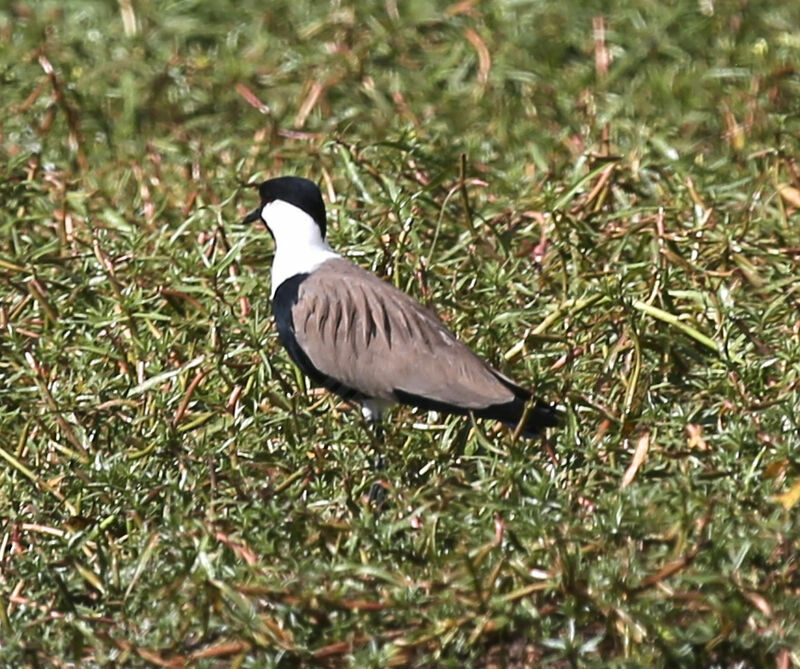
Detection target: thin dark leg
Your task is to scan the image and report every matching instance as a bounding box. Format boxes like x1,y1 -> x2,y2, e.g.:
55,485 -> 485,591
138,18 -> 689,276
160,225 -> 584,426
371,420 -> 385,470
362,408 -> 388,505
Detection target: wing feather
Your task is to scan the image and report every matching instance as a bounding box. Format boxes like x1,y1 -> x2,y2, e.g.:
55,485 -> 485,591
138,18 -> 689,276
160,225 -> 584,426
291,258 -> 520,409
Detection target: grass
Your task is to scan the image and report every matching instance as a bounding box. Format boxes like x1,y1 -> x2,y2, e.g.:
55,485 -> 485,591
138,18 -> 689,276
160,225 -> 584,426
1,0 -> 800,665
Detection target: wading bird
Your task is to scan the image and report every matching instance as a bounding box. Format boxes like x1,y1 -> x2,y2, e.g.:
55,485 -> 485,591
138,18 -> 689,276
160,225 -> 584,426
243,176 -> 558,438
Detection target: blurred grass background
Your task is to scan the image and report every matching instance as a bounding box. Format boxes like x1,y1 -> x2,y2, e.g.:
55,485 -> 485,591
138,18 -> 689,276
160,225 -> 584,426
1,0 -> 800,665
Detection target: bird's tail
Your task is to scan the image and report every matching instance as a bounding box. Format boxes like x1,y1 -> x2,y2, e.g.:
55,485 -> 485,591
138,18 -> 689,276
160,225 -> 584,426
502,398 -> 560,438
487,372 -> 560,437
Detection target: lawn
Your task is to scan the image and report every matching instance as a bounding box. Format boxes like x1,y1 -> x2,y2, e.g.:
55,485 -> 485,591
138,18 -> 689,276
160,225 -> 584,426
1,0 -> 799,665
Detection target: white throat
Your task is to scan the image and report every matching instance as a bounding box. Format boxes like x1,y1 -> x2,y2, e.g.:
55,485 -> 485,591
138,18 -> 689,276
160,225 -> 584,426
262,199 -> 340,297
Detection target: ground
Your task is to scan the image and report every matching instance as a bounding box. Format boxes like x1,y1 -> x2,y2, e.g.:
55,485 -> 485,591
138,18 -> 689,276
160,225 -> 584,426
1,0 -> 799,666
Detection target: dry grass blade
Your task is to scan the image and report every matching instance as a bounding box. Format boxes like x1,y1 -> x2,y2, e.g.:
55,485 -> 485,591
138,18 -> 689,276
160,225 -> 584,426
620,430 -> 650,489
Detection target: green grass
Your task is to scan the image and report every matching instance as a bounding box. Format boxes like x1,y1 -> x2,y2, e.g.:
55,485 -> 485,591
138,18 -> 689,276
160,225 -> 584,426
2,0 -> 800,665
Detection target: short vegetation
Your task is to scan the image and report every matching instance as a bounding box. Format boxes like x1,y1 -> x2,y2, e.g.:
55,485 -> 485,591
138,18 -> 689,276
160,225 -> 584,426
1,0 -> 799,665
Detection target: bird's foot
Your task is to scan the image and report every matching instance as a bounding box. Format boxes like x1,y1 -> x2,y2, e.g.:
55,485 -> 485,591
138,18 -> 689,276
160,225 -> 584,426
368,480 -> 388,507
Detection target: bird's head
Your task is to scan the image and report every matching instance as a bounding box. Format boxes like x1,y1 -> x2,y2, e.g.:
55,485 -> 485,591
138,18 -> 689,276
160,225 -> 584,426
243,176 -> 328,244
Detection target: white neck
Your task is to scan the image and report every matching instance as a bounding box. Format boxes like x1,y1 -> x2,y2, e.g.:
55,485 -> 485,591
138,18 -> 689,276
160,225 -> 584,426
262,199 -> 340,297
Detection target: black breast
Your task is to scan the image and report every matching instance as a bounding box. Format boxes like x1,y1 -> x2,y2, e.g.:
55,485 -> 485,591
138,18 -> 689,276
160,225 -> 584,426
272,273 -> 370,402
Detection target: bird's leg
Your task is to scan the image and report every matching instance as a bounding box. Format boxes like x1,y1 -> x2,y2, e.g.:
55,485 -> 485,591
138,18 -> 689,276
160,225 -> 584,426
361,404 -> 388,504
371,425 -> 386,472
361,402 -> 385,462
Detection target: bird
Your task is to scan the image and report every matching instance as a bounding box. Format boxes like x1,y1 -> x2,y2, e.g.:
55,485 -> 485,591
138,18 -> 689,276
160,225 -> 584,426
242,176 -> 558,438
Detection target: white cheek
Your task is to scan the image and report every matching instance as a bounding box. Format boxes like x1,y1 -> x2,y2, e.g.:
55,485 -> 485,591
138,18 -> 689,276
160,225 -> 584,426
262,199 -> 340,297
260,203 -> 277,233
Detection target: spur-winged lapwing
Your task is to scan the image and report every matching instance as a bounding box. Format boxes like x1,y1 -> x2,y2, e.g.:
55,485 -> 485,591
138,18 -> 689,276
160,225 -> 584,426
243,176 -> 558,437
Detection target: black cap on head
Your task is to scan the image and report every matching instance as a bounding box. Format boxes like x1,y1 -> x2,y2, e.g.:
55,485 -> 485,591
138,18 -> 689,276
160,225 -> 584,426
243,176 -> 327,239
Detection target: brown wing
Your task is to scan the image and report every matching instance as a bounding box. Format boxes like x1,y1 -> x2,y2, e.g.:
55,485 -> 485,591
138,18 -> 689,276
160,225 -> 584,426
291,258 -> 521,409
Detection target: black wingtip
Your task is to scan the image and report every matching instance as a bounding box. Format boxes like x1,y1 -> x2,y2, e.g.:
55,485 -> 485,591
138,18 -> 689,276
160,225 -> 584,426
513,400 -> 561,438
392,388 -> 560,439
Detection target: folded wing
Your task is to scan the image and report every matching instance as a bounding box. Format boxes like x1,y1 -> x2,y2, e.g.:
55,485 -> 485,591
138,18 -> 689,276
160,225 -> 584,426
288,258 -> 560,438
